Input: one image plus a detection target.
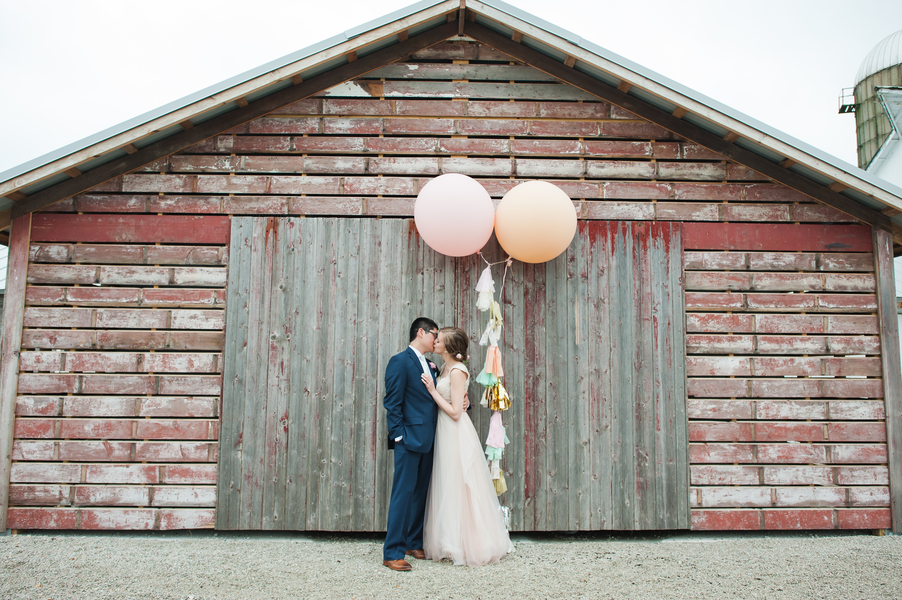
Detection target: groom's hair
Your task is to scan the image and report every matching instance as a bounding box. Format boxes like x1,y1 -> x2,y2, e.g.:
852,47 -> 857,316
409,317 -> 439,342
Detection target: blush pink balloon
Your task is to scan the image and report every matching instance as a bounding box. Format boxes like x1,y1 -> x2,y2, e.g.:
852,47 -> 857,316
414,173 -> 495,257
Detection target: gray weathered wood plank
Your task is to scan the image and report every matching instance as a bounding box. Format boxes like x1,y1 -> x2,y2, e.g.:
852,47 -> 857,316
637,223 -> 656,529
671,224 -> 690,529
285,217 -> 310,530
217,217 -> 251,529
0,214 -> 32,532
572,225 -> 591,529
873,227 -> 902,533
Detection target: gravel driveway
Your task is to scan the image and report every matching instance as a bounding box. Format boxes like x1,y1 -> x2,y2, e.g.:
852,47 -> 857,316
2,530 -> 900,600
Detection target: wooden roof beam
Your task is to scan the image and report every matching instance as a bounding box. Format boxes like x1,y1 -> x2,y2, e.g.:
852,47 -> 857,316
458,0 -> 466,35
9,20 -> 460,218
463,20 -> 892,232
672,107 -> 687,118
829,181 -> 850,193
7,191 -> 26,202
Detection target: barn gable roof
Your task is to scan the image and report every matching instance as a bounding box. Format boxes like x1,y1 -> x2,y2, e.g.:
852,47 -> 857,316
2,0 -> 901,244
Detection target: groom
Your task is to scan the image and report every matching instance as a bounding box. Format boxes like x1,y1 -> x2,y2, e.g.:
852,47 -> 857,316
382,317 -> 440,571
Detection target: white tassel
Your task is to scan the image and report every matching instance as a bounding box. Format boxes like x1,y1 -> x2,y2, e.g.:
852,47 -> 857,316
479,319 -> 502,347
475,266 -> 495,312
476,291 -> 493,312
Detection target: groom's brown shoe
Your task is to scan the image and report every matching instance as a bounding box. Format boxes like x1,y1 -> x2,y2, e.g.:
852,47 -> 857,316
406,549 -> 427,560
383,559 -> 412,571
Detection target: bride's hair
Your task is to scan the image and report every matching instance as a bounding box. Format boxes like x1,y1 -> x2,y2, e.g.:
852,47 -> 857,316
440,327 -> 468,361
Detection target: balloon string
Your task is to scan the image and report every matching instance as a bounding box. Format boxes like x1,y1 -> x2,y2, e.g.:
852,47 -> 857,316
477,251 -> 508,267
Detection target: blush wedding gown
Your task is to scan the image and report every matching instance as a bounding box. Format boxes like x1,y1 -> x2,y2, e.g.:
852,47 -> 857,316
423,363 -> 513,566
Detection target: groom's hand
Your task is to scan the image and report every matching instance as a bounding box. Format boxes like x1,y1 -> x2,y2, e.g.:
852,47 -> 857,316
463,391 -> 470,411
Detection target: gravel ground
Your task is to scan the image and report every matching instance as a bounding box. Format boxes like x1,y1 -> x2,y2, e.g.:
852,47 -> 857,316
1,530 -> 900,600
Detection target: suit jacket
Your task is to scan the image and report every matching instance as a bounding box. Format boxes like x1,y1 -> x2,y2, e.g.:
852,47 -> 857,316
383,347 -> 438,454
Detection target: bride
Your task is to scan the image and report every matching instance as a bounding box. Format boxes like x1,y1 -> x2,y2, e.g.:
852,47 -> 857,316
420,326 -> 512,566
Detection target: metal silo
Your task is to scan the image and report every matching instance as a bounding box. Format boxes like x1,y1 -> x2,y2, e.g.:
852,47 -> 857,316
841,29 -> 902,172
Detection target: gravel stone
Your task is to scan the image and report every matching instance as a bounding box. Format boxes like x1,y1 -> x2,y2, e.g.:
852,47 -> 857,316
1,530 -> 900,599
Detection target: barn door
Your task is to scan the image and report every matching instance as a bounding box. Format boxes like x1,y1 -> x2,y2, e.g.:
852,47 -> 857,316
216,217 -> 465,530
487,221 -> 689,530
217,217 -> 688,531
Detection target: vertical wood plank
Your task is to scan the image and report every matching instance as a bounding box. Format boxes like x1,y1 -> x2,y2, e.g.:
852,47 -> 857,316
531,259 -> 548,531
285,217 -> 309,530
0,213 -> 32,531
503,249 -> 527,531
651,222 -> 670,529
373,220 -> 403,530
873,227 -> 902,533
262,218 -> 293,529
617,221 -> 639,529
217,217 -> 252,529
352,219 -> 377,530
544,250 -> 564,529
588,221 -> 613,529
242,217 -> 275,529
671,223 -> 690,529
308,219 -> 334,529
569,228 -> 591,529
335,220 -> 358,530
636,222 -> 657,529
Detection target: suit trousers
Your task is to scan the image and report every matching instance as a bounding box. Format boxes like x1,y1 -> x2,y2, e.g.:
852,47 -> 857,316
383,441 -> 434,561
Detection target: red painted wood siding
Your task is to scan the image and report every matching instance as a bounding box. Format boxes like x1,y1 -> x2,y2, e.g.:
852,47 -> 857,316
685,225 -> 889,531
6,222 -> 227,531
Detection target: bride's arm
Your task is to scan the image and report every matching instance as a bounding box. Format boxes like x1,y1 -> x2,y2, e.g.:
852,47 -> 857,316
420,370 -> 466,421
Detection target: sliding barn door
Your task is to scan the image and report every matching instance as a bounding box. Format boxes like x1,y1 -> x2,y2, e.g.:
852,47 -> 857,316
491,221 -> 689,530
217,217 -> 688,531
216,217 -> 464,530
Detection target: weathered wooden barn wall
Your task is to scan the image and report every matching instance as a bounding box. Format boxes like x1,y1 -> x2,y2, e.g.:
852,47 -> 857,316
216,217 -> 687,532
2,39 -> 893,531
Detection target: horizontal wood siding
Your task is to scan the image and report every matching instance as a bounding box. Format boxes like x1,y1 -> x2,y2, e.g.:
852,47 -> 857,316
5,216 -> 227,530
685,224 -> 891,531
8,40 -> 892,530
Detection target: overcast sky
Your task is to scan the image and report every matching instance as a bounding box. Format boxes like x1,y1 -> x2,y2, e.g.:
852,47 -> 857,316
1,0 -> 899,174
0,0 -> 900,287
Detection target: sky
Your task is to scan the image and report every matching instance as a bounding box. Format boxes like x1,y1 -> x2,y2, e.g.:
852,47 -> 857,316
0,0 -> 900,288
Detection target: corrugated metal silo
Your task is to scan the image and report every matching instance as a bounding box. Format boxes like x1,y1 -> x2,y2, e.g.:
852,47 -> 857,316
852,29 -> 902,169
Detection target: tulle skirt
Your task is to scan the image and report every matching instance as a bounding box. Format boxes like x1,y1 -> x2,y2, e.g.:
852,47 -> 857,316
423,410 -> 512,566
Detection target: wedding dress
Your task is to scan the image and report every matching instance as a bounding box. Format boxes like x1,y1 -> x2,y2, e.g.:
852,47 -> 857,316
423,363 -> 513,566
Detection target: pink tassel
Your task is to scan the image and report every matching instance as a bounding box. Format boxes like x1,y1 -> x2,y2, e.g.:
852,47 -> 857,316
485,411 -> 505,448
487,346 -> 503,377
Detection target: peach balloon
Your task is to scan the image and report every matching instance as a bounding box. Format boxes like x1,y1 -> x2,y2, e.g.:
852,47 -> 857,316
494,181 -> 577,263
414,173 -> 495,257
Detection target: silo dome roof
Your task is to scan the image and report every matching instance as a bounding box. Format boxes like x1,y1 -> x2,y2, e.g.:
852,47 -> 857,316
856,29 -> 902,84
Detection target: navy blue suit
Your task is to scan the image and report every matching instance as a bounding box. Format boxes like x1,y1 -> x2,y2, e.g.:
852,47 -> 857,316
383,347 -> 438,561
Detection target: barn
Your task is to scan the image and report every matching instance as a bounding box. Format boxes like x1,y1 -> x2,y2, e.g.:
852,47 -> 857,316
1,0 -> 901,534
